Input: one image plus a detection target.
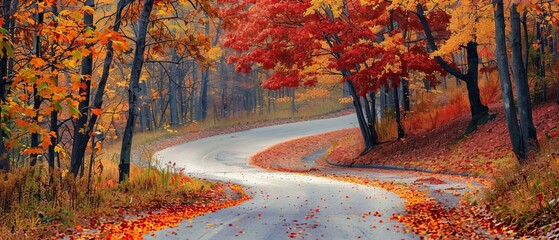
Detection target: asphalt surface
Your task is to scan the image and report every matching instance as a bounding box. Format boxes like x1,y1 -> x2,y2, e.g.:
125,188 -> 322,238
147,115 -> 420,239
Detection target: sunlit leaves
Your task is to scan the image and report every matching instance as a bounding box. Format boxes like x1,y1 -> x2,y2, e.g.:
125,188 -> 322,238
305,0 -> 344,17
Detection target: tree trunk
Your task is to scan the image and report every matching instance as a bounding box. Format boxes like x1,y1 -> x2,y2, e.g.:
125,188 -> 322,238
119,0 -> 154,183
511,5 -> 539,154
393,86 -> 405,139
71,0 -> 96,175
342,69 -> 376,152
493,0 -> 524,160
48,5 -> 59,170
169,53 -> 179,126
379,85 -> 386,118
416,4 -> 489,135
363,92 -> 378,144
139,80 -> 149,131
0,0 -> 14,172
70,0 -> 132,176
219,56 -> 228,118
30,0 -> 45,166
463,42 -> 490,134
522,11 -> 529,79
402,80 -> 410,111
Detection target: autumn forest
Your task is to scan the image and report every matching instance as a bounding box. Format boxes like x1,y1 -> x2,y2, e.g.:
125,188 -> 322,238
1,0 -> 559,239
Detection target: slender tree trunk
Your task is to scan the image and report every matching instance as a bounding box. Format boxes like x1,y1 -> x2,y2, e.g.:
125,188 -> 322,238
177,61 -> 186,124
0,0 -> 14,172
290,88 -> 295,117
522,11 -> 529,79
379,85 -> 386,118
30,0 -> 45,166
219,56 -> 228,118
70,0 -> 132,175
319,8 -> 378,153
393,85 -> 405,139
493,0 -> 525,160
48,5 -> 59,170
402,80 -> 410,111
119,0 -> 154,183
139,80 -> 149,131
169,53 -> 179,126
363,92 -> 378,144
197,17 -> 214,121
511,5 -> 539,153
71,0 -> 95,175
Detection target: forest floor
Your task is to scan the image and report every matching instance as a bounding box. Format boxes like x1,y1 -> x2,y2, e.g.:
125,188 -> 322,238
251,100 -> 559,237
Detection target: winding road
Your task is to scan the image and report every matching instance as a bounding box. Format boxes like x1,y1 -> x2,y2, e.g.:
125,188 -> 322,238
147,115 -> 460,239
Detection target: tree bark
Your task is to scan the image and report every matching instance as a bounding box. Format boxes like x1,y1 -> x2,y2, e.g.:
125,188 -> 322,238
70,0 -> 94,175
169,53 -> 179,126
402,80 -> 410,111
344,75 -> 374,151
363,92 -> 378,144
393,85 -> 405,139
30,0 -> 45,166
47,6 -> 59,170
70,0 -> 132,176
119,0 -> 154,183
511,5 -> 539,154
0,0 -> 13,172
493,0 -> 524,160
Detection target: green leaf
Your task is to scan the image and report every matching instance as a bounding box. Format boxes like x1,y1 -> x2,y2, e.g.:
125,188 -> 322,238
0,28 -> 9,35
53,101 -> 62,111
1,41 -> 13,58
69,106 -> 81,117
39,82 -> 49,91
72,50 -> 82,60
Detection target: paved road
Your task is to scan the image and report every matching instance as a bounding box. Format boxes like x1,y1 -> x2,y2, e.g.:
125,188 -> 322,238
147,115 -> 416,239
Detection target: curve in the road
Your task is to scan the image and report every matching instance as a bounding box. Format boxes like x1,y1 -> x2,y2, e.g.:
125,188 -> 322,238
147,115 -> 415,239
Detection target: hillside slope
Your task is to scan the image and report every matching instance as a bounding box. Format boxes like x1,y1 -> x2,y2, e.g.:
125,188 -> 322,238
329,101 -> 559,176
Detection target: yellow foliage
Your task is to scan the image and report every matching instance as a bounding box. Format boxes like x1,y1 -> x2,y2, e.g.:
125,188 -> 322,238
338,97 -> 353,104
206,46 -> 222,61
305,0 -> 345,17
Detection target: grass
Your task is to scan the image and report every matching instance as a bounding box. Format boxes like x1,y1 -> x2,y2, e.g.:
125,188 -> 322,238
0,149 -> 216,238
484,137 -> 559,235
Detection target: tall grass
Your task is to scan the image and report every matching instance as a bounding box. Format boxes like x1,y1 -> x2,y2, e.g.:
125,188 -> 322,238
484,137 -> 559,234
0,145 -> 215,237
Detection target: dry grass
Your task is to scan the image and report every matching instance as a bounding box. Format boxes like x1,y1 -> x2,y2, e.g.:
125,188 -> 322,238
485,137 -> 559,235
0,150 -> 215,238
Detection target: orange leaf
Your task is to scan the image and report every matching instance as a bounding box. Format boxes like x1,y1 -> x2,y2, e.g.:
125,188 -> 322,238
30,57 -> 46,68
14,119 -> 30,128
91,108 -> 102,116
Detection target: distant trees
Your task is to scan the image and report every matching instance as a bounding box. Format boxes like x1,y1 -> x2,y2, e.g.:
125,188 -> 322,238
221,0 -> 443,152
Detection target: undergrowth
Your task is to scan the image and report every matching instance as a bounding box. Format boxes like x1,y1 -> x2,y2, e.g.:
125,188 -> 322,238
485,137 -> 559,237
0,148 -> 214,238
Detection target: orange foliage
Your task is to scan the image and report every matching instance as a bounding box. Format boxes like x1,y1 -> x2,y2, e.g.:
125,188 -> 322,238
69,183 -> 251,239
403,91 -> 469,135
403,79 -> 501,135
